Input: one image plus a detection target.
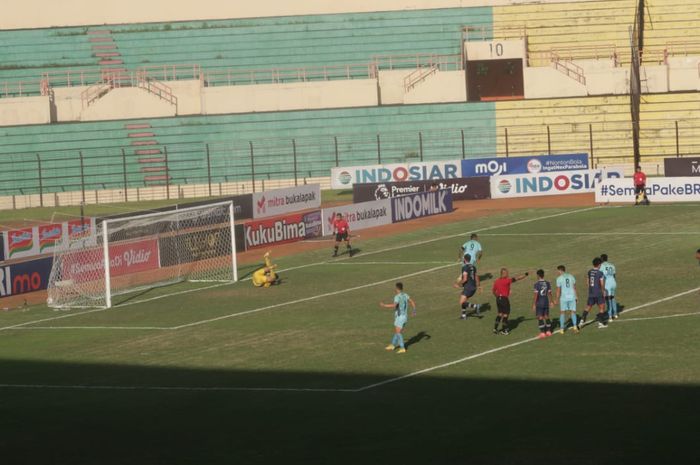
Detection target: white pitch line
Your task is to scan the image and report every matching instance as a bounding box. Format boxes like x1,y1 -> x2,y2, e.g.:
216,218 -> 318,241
170,263 -> 456,330
0,206 -> 598,332
3,287 -> 698,393
10,326 -> 169,331
0,383 -> 355,393
614,311 -> 700,323
324,261 -> 457,266
484,232 -> 700,236
356,285 -> 700,392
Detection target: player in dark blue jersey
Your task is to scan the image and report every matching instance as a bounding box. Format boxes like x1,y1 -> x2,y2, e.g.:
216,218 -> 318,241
532,269 -> 554,338
580,257 -> 608,329
453,253 -> 481,320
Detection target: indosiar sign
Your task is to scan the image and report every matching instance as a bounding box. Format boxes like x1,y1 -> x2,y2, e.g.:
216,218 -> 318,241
331,161 -> 461,189
391,189 -> 454,223
596,177 -> 700,203
490,169 -> 624,198
462,153 -> 589,177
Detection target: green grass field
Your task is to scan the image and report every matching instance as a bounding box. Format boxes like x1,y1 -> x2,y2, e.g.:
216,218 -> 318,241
1,204 -> 699,464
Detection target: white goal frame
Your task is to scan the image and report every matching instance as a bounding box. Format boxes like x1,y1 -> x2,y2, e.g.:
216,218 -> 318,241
49,200 -> 238,309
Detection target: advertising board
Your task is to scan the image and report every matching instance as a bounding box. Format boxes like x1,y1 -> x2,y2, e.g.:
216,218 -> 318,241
331,161 -> 462,189
245,210 -> 323,249
462,153 -> 589,177
2,218 -> 97,262
391,189 -> 454,223
60,238 -> 160,283
352,177 -> 490,202
664,157 -> 700,177
0,257 -> 53,298
321,199 -> 392,236
490,169 -> 623,199
252,184 -> 321,219
159,228 -> 233,268
596,177 -> 700,203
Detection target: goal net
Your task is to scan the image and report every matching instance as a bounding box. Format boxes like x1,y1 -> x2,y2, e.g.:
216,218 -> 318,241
47,201 -> 237,309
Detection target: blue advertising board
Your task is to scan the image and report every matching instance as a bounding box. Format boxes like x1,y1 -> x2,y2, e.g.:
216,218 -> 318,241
461,153 -> 589,177
0,256 -> 53,299
391,189 -> 453,223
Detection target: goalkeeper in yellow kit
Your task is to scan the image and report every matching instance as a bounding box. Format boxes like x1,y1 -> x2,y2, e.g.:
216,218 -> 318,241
252,251 -> 279,287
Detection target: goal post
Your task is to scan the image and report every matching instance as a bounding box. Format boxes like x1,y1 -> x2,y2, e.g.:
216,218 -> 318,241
47,200 -> 238,309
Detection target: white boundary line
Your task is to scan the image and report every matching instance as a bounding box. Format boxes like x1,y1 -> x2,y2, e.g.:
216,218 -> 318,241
1,286 -> 697,393
614,311 -> 700,323
169,264 -> 455,330
483,232 -> 700,236
354,285 -> 700,392
323,261 -> 457,266
0,206 -> 600,331
10,326 -> 169,331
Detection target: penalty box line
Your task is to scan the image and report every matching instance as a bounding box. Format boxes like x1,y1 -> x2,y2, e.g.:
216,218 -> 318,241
2,286 -> 698,394
0,206 -> 600,332
355,285 -> 700,392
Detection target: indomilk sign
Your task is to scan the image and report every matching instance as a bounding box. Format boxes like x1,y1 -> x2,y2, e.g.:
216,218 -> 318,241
391,190 -> 454,223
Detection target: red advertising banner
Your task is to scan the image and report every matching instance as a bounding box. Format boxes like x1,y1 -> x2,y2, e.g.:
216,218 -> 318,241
244,210 -> 322,250
61,238 -> 159,282
38,224 -> 63,253
67,218 -> 93,239
7,228 -> 36,259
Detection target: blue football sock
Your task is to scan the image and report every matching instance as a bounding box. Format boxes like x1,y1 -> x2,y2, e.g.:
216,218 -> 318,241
391,334 -> 398,346
560,314 -> 566,330
611,298 -> 618,316
571,313 -> 578,327
396,333 -> 404,348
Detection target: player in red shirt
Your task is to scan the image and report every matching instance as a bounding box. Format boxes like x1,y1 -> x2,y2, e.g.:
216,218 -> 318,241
332,213 -> 353,257
633,165 -> 650,205
491,267 -> 530,335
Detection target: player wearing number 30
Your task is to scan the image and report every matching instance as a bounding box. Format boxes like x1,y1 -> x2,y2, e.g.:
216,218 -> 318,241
555,265 -> 579,334
600,253 -> 618,320
379,282 -> 416,354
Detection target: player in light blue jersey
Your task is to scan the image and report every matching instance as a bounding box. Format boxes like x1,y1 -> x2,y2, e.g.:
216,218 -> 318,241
555,265 -> 579,334
379,282 -> 416,354
460,233 -> 482,266
600,254 -> 618,320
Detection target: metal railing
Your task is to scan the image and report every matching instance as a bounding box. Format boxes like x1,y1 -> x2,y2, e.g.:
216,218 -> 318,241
3,119 -> 698,206
373,53 -> 462,71
203,63 -> 378,87
550,52 -> 587,85
403,65 -> 438,92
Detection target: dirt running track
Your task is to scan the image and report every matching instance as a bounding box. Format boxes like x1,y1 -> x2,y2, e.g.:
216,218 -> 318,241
0,193 -> 595,310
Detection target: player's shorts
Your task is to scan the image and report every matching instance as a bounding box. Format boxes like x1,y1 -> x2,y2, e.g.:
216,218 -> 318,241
605,282 -> 617,296
394,315 -> 407,329
496,296 -> 511,314
462,286 -> 477,298
587,296 -> 605,306
560,299 -> 576,312
535,306 -> 549,317
335,231 -> 349,242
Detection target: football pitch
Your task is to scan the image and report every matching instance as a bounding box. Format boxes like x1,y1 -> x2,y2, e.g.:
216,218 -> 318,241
1,204 -> 699,464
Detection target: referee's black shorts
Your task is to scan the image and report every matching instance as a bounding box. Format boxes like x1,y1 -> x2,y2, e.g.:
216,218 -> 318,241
335,231 -> 349,242
496,296 -> 511,314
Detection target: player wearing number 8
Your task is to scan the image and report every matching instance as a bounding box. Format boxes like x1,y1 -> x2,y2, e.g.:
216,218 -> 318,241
555,265 -> 579,334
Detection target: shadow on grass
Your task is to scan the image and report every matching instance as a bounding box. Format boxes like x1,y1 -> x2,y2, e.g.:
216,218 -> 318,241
0,359 -> 696,465
405,330 -> 431,349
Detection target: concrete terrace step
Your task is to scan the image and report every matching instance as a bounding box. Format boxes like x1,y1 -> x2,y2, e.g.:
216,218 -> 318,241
99,59 -> 123,66
92,44 -> 117,50
130,140 -> 158,146
144,175 -> 170,182
87,30 -> 111,35
141,166 -> 167,173
128,132 -> 155,138
137,157 -> 166,164
124,123 -> 152,129
135,149 -> 162,155
94,52 -> 121,58
89,37 -> 114,43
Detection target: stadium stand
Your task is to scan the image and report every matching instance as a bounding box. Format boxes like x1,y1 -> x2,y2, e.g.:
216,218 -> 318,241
0,7 -> 491,94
